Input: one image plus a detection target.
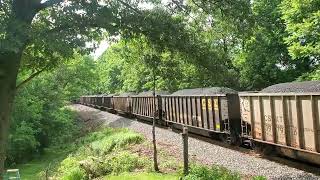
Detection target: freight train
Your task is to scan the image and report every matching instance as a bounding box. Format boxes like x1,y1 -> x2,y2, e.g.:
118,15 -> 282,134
79,82 -> 320,166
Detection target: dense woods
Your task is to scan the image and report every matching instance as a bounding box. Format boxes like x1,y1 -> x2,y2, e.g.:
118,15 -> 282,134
0,0 -> 319,177
96,0 -> 319,92
7,55 -> 97,166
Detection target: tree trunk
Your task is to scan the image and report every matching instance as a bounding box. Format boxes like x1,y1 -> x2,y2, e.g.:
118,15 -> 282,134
152,64 -> 159,172
0,52 -> 22,179
152,102 -> 159,172
0,2 -> 41,178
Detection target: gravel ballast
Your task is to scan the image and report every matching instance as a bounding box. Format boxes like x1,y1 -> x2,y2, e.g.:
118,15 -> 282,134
71,104 -> 319,180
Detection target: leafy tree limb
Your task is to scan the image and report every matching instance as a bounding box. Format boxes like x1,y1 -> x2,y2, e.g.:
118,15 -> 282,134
16,66 -> 49,90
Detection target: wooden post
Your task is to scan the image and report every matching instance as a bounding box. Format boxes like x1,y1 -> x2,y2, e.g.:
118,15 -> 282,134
157,95 -> 162,125
182,126 -> 189,175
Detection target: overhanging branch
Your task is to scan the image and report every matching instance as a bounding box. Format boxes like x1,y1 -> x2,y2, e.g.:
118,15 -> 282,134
117,0 -> 142,15
16,67 -> 48,90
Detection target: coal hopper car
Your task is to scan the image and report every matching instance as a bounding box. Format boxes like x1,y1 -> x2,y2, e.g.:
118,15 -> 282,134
93,95 -> 104,108
101,94 -> 116,112
161,87 -> 241,143
84,95 -> 95,106
113,92 -> 137,115
239,81 -> 320,165
131,91 -> 169,123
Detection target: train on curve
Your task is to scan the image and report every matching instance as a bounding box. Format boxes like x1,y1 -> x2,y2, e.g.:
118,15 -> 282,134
79,81 -> 320,166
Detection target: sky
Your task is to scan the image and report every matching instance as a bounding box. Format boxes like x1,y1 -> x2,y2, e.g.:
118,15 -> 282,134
91,0 -> 171,59
92,40 -> 110,59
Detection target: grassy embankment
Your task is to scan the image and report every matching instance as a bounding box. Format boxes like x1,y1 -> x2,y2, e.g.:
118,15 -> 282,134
17,127 -> 266,180
17,128 -> 180,179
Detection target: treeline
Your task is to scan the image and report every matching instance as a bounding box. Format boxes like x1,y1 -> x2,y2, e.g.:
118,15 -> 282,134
96,0 -> 319,93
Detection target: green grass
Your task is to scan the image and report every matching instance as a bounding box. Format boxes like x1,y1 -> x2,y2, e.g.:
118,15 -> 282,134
105,172 -> 179,180
54,128 -> 147,179
183,164 -> 241,180
16,147 -> 72,180
253,176 -> 268,180
16,127 -> 266,180
16,128 -> 145,180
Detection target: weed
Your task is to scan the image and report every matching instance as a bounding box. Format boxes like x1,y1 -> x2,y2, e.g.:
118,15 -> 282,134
160,159 -> 182,172
89,131 -> 143,155
61,167 -> 86,180
253,176 -> 267,180
107,151 -> 144,175
183,164 -> 241,180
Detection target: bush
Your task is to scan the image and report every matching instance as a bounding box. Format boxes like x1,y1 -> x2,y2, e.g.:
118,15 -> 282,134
183,164 -> 241,180
6,105 -> 78,166
106,151 -> 143,175
7,56 -> 96,166
55,128 -> 146,179
48,108 -> 79,146
90,130 -> 144,155
6,79 -> 80,166
7,121 -> 40,164
57,156 -> 87,180
61,167 -> 86,180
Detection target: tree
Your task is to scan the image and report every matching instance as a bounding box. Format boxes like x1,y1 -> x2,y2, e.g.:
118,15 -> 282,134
0,0 -> 114,174
162,0 -> 254,89
143,53 -> 161,172
52,54 -> 98,100
96,45 -> 125,94
0,0 -> 229,174
0,0 -> 145,173
6,54 -> 95,166
280,0 -> 320,60
233,0 -> 313,90
96,34 -> 238,94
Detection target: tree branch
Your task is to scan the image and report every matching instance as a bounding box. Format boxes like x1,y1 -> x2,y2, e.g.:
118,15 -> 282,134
38,0 -> 64,10
191,0 -> 211,14
116,0 -> 142,15
16,67 -> 48,90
